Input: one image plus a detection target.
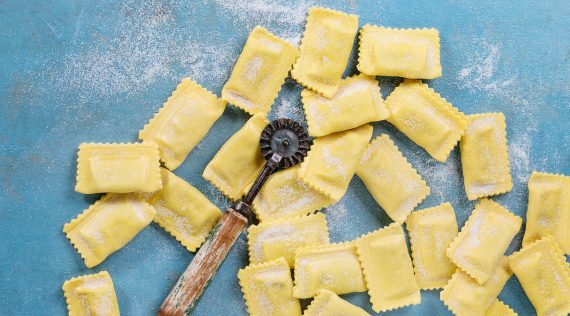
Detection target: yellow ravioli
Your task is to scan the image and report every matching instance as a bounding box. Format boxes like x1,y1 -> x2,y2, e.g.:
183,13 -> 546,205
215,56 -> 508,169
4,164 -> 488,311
149,168 -> 221,252
358,25 -> 441,79
298,124 -> 372,201
460,113 -> 512,200
252,165 -> 335,223
238,257 -> 301,316
222,26 -> 299,116
203,113 -> 269,200
440,257 -> 512,316
357,134 -> 430,223
508,236 -> 570,316
247,213 -> 330,267
291,7 -> 359,98
293,242 -> 366,298
485,300 -> 518,316
62,271 -> 120,316
139,78 -> 227,170
355,223 -> 420,313
75,143 -> 162,194
447,199 -> 522,285
522,171 -> 570,253
405,202 -> 458,289
385,79 -> 468,162
64,193 -> 156,268
303,289 -> 370,316
302,74 -> 389,137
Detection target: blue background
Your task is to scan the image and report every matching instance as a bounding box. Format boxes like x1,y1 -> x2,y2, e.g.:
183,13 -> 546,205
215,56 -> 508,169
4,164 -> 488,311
1,0 -> 569,315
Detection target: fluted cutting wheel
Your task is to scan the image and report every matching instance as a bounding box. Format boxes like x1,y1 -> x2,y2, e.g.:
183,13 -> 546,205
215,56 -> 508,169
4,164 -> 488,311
260,119 -> 310,169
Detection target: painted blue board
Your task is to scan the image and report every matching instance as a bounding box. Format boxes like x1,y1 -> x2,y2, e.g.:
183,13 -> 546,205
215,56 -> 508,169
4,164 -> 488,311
1,0 -> 569,315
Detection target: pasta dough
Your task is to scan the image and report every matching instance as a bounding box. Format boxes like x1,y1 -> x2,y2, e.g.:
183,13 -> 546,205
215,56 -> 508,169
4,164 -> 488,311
385,79 -> 468,162
293,242 -> 366,298
460,113 -> 512,200
139,78 -> 227,170
357,25 -> 441,79
357,134 -> 430,223
298,124 -> 372,201
238,257 -> 301,316
447,198 -> 522,285
509,236 -> 570,316
355,223 -> 420,313
64,193 -> 156,268
440,257 -> 512,316
291,7 -> 359,98
252,165 -> 335,222
149,168 -> 222,252
75,143 -> 162,194
203,113 -> 269,200
62,271 -> 120,316
303,289 -> 370,316
522,171 -> 570,253
247,212 -> 329,267
405,202 -> 458,289
485,300 -> 517,316
302,74 -> 389,137
222,26 -> 299,116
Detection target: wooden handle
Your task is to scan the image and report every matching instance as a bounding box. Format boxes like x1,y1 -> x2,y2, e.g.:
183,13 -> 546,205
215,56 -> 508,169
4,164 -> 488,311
158,210 -> 248,316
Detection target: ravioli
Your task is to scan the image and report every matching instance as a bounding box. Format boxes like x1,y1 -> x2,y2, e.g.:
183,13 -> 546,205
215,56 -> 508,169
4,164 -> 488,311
222,26 -> 299,116
139,78 -> 227,170
62,271 -> 120,316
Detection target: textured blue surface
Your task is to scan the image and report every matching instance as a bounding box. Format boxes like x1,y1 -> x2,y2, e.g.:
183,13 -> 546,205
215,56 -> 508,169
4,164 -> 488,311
1,0 -> 569,315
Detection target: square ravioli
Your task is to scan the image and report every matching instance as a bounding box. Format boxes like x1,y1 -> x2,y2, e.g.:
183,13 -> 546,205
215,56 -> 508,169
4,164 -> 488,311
252,165 -> 335,222
293,242 -> 366,298
522,171 -> 570,253
139,78 -> 227,170
405,202 -> 458,289
298,124 -> 372,201
358,25 -> 441,79
485,300 -> 517,316
75,143 -> 162,194
355,223 -> 420,313
440,257 -> 512,316
303,289 -> 370,316
509,236 -> 570,316
302,74 -> 389,137
357,134 -> 430,223
64,193 -> 156,268
291,7 -> 359,98
149,168 -> 222,252
203,113 -> 269,200
447,199 -> 522,285
247,212 -> 330,267
62,271 -> 120,316
222,26 -> 299,116
238,257 -> 301,316
460,113 -> 512,200
385,79 -> 468,162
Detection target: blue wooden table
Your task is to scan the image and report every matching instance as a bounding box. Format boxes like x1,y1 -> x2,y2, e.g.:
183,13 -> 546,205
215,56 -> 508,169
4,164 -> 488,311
1,0 -> 569,315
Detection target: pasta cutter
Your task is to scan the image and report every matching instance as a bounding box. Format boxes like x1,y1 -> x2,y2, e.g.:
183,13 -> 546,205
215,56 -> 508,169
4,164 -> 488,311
159,118 -> 310,316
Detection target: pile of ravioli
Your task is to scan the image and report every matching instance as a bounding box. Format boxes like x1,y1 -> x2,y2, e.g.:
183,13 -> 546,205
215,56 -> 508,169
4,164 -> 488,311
61,6 -> 570,316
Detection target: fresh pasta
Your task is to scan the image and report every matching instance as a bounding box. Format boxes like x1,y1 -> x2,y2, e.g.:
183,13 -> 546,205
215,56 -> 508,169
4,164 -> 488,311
385,79 -> 468,162
358,25 -> 441,79
75,143 -> 162,194
291,7 -> 359,98
64,193 -> 156,268
222,26 -> 299,116
149,168 -> 222,252
303,289 -> 370,316
357,134 -> 430,223
62,271 -> 120,316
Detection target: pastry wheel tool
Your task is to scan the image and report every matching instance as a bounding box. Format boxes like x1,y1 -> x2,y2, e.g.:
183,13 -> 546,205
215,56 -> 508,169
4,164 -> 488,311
159,119 -> 310,316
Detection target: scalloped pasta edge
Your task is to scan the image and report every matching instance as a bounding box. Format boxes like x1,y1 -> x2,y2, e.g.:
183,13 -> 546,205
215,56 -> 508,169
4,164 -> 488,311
509,235 -> 570,284
62,271 -> 115,316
